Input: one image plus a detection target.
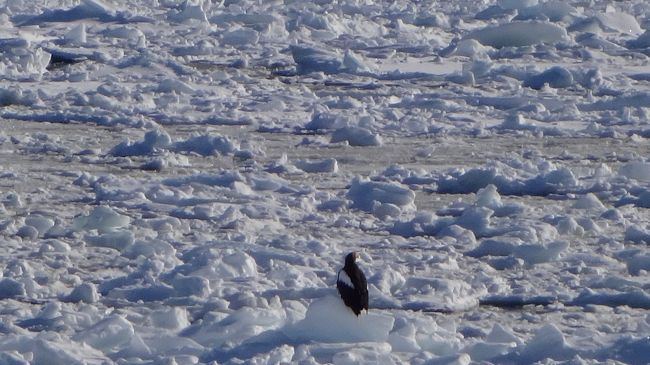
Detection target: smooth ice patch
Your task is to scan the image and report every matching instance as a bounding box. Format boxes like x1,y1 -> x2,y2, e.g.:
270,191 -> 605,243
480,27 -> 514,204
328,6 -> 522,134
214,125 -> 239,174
467,21 -> 568,48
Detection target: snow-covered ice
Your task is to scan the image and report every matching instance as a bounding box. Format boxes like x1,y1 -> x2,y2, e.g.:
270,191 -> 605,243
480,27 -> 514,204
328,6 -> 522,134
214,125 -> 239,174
1,0 -> 650,364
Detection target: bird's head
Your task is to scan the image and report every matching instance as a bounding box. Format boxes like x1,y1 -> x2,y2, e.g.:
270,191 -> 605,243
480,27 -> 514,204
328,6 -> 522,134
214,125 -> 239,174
344,252 -> 357,267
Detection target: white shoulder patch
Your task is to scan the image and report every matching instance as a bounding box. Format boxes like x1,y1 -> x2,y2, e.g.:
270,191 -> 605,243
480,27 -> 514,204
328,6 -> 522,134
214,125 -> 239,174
337,269 -> 355,290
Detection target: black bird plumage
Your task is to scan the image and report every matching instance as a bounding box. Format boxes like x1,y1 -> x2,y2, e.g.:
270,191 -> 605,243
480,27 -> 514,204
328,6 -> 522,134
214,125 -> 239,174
336,252 -> 369,316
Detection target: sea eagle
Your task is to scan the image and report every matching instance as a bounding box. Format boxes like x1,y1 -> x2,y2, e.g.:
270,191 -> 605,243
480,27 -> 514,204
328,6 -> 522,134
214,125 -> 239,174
336,252 -> 368,316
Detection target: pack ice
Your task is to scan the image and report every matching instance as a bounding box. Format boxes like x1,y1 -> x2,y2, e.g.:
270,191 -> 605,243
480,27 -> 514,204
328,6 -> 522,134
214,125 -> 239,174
1,0 -> 650,364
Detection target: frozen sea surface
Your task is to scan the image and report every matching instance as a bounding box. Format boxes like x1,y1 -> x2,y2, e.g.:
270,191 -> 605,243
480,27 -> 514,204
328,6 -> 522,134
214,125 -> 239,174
1,0 -> 650,364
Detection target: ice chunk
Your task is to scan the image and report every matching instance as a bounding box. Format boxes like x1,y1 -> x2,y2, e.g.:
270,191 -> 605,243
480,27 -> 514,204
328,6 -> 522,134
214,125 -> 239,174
291,45 -> 342,74
466,238 -> 517,258
627,254 -> 650,275
347,177 -> 415,213
0,335 -> 109,365
516,1 -> 576,22
627,30 -> 650,49
73,314 -> 135,352
455,206 -> 493,235
3,192 -> 22,209
468,239 -> 567,265
190,249 -> 258,279
331,127 -> 382,146
401,277 -> 479,312
498,0 -> 538,10
601,208 -> 624,221
110,129 -> 172,156
103,26 -> 146,48
0,39 -> 51,79
573,193 -> 606,210
467,21 -> 568,48
151,307 -> 190,330
284,295 -> 394,343
16,225 -> 38,240
342,49 -> 375,74
464,341 -> 514,361
513,240 -> 568,265
425,353 -> 471,365
0,87 -> 27,107
24,215 -> 55,237
109,283 -> 175,302
162,171 -> 242,187
0,278 -> 25,299
0,352 -> 29,365
72,206 -> 130,233
556,217 -> 584,236
517,324 -> 575,362
635,191 -> 650,209
603,336 -> 650,364
475,185 -> 501,208
596,11 -> 642,35
294,158 -> 338,173
85,230 -> 134,251
64,23 -> 86,44
19,0 -> 118,25
370,268 -> 406,294
450,39 -> 489,59
168,4 -> 207,23
571,288 -> 650,308
63,282 -> 99,303
388,319 -> 419,352
157,78 -> 195,94
618,162 -> 650,182
172,134 -> 238,156
332,343 -> 395,365
222,28 -> 260,47
486,323 -> 521,345
523,66 -> 574,90
304,112 -> 348,131
390,212 -> 453,237
122,239 -> 176,260
186,306 -> 286,348
172,275 -> 210,297
39,239 -> 71,254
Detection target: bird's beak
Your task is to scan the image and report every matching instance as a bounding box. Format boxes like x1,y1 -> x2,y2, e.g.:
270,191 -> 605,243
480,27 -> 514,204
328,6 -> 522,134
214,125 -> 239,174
356,251 -> 369,263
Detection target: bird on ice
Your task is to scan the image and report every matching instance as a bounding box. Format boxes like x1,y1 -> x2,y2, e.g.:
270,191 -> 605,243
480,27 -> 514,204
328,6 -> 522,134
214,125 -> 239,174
336,252 -> 369,316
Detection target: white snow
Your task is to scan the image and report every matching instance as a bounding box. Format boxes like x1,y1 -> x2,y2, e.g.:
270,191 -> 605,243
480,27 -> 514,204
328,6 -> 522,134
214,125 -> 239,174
1,0 -> 650,364
285,295 -> 393,343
